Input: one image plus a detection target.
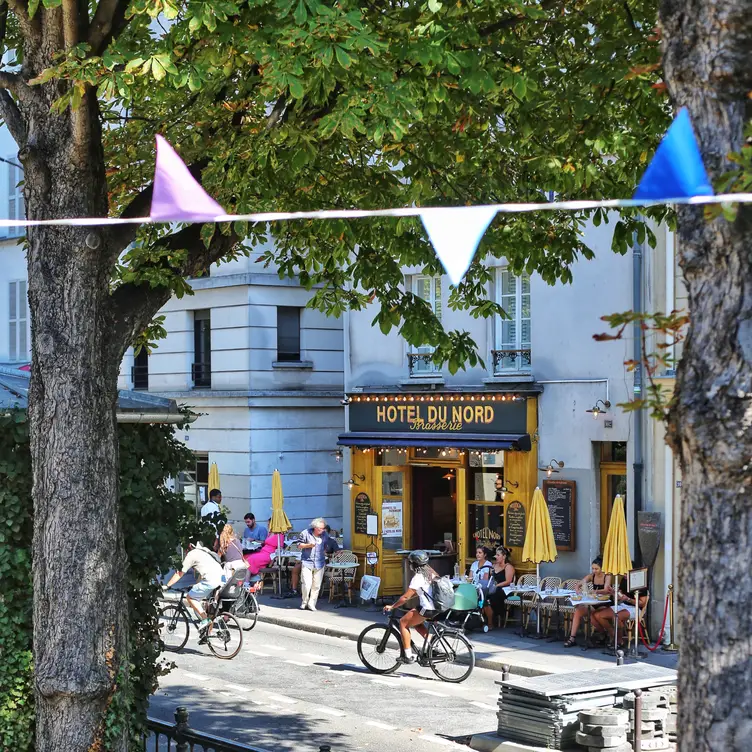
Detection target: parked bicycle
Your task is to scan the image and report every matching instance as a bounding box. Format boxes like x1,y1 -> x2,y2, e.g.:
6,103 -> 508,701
356,609 -> 475,682
229,580 -> 260,631
159,586 -> 243,659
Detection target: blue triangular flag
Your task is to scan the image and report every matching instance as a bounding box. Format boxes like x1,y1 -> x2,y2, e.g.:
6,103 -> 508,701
420,206 -> 497,285
634,108 -> 713,200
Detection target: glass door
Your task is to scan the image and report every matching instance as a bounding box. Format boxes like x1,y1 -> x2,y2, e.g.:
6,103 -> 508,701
600,462 -> 627,551
375,466 -> 411,595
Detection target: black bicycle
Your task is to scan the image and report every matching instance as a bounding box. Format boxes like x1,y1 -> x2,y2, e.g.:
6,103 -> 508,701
357,609 -> 475,683
158,587 -> 243,659
229,582 -> 260,631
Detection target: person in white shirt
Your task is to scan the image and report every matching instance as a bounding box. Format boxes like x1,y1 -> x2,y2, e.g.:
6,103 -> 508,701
469,545 -> 494,586
383,550 -> 438,663
200,489 -> 222,518
165,543 -> 224,629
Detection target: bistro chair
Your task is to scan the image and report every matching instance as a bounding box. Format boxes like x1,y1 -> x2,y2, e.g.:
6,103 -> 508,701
524,576 -> 561,631
504,574 -> 539,628
327,550 -> 359,604
547,578 -> 582,635
625,592 -> 651,649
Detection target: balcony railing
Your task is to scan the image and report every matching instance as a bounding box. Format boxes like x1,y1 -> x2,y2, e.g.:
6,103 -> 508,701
492,348 -> 532,374
192,361 -> 212,389
407,352 -> 440,377
131,365 -> 149,391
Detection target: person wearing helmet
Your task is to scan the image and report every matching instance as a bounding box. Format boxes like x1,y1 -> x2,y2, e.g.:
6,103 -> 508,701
383,550 -> 439,663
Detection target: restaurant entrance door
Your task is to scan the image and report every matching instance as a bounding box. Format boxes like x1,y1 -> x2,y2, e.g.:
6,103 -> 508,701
411,465 -> 457,554
374,465 -> 412,595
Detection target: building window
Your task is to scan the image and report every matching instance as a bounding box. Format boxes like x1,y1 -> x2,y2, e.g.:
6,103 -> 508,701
276,306 -> 301,362
493,269 -> 531,374
8,280 -> 28,362
192,309 -> 211,388
408,275 -> 442,376
6,158 -> 24,239
177,452 -> 209,517
132,347 -> 149,391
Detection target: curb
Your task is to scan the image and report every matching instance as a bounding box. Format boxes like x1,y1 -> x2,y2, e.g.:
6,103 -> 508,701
255,611 -> 548,677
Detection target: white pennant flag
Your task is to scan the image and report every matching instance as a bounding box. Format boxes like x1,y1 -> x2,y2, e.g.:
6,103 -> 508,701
420,206 -> 498,285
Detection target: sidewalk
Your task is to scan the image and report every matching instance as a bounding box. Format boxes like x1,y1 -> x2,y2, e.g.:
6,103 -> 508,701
254,594 -> 679,678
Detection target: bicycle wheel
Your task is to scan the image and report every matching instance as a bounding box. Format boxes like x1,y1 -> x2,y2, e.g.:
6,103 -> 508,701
428,628 -> 475,683
158,605 -> 189,652
230,590 -> 259,631
357,624 -> 402,674
207,613 -> 243,659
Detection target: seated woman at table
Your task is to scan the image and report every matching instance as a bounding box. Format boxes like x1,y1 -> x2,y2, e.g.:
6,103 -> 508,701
483,547 -> 515,630
218,524 -> 247,577
468,545 -> 494,587
563,556 -> 611,647
244,522 -> 284,577
591,578 -> 648,647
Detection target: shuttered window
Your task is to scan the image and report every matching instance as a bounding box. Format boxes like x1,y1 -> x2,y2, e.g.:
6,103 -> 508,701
8,280 -> 28,361
7,159 -> 24,238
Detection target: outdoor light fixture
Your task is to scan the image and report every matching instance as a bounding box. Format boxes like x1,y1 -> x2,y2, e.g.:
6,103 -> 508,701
500,480 -> 519,499
539,459 -> 565,476
341,395 -> 351,405
330,449 -> 343,462
586,399 -> 611,419
344,473 -> 366,490
443,470 -> 455,481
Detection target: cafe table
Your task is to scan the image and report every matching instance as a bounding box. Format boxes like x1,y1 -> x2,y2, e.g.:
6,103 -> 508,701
536,589 -> 578,640
326,561 -> 359,608
566,594 -> 609,648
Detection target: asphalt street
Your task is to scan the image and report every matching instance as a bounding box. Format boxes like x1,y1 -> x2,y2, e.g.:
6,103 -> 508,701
149,620 -> 500,751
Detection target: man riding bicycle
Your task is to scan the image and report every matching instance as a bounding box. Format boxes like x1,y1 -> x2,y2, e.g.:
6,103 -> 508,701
384,550 -> 440,664
165,542 -> 224,634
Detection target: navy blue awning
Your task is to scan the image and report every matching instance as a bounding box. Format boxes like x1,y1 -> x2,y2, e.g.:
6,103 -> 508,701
337,432 -> 531,452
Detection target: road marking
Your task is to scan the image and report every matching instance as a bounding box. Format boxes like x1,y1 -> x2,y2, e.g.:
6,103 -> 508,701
182,672 -> 210,682
284,660 -> 311,667
469,701 -> 497,711
315,707 -> 347,717
302,652 -> 325,660
261,644 -> 284,651
419,689 -> 447,698
366,721 -> 395,730
245,650 -> 271,657
224,683 -> 250,693
370,678 -> 396,686
266,694 -> 298,705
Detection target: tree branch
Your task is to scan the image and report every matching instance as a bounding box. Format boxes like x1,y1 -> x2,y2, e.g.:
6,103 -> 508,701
110,225 -> 239,348
88,0 -> 130,56
479,0 -> 558,37
6,0 -> 41,40
0,89 -> 26,144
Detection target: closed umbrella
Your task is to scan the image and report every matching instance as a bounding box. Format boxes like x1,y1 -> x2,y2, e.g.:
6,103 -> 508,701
269,469 -> 292,595
208,463 -> 220,496
522,487 -> 558,634
602,494 -> 632,653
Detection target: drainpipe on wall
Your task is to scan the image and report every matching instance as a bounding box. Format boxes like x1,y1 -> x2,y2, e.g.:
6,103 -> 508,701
632,233 -> 644,567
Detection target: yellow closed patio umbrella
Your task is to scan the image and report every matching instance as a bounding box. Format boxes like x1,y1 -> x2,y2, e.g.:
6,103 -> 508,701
522,487 -> 558,634
602,494 -> 632,652
270,469 -> 292,595
208,463 -> 220,494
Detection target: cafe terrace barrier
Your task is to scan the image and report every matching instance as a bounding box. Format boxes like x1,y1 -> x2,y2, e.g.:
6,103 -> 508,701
146,706 -> 334,752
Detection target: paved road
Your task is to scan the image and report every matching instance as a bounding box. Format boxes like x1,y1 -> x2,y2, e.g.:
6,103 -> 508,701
149,620 -> 500,752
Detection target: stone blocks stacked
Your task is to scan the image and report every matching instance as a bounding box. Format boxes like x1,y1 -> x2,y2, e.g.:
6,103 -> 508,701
575,708 -> 631,752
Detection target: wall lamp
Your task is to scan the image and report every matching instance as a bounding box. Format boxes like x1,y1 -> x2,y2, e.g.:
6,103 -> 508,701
539,459 -> 565,476
344,473 -> 365,490
341,396 -> 351,405
330,449 -> 343,462
442,470 -> 456,481
586,399 -> 611,419
500,480 -> 519,499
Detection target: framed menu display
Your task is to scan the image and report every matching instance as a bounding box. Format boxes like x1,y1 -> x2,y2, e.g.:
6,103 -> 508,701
543,479 -> 576,552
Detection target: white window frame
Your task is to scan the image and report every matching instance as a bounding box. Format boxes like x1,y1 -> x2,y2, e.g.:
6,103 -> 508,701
6,157 -> 24,239
494,268 -> 531,374
8,279 -> 29,362
408,274 -> 442,376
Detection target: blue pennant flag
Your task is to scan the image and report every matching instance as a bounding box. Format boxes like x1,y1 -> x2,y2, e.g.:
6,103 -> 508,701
634,108 -> 713,200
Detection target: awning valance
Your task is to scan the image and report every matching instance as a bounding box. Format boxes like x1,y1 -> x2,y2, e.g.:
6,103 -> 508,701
337,432 -> 532,452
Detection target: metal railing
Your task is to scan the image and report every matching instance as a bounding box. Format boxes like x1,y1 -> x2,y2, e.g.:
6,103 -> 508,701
191,361 -> 211,389
407,352 -> 440,376
491,348 -> 532,374
146,707 -> 336,752
132,364 -> 149,391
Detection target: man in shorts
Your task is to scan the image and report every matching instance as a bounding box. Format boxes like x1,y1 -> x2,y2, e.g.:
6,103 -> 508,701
165,542 -> 224,630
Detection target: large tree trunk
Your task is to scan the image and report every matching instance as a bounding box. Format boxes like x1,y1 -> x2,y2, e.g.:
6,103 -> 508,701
661,2 -> 752,750
25,88 -> 130,751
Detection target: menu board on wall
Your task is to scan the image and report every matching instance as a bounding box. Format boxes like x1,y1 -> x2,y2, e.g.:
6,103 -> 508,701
354,494 -> 372,535
543,479 -> 576,552
505,500 -> 526,548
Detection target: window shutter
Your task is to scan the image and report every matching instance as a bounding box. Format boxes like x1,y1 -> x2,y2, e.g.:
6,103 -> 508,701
8,281 -> 17,361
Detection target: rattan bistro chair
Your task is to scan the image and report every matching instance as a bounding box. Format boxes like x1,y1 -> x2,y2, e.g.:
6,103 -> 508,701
625,592 -> 650,649
546,578 -> 582,635
525,577 -> 561,631
504,574 -> 539,628
327,550 -> 359,604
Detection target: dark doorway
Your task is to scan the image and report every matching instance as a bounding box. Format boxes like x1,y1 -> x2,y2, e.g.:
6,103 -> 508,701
411,466 -> 457,551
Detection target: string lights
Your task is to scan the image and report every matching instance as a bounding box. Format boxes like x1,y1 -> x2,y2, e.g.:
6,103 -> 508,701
343,393 -> 526,402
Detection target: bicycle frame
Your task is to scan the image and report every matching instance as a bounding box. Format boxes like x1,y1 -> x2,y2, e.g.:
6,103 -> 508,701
382,610 -> 458,667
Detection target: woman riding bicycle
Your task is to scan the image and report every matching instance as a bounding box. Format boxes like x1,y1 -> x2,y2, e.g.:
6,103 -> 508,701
383,550 -> 439,664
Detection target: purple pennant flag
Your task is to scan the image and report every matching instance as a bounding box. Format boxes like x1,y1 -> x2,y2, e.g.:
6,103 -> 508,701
150,135 -> 225,222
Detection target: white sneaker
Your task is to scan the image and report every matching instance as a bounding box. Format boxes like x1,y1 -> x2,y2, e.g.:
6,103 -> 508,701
299,603 -> 308,610
307,604 -> 317,612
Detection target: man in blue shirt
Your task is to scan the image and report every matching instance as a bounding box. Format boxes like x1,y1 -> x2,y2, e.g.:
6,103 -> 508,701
242,513 -> 268,548
298,517 -> 332,611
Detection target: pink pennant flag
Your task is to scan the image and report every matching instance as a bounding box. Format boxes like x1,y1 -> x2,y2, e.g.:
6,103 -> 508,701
150,135 -> 225,222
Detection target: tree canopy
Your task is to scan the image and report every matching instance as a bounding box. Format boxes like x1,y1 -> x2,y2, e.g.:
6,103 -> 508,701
2,0 -> 666,364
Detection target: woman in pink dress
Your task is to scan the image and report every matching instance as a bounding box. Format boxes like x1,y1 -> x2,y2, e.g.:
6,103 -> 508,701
244,531 -> 284,575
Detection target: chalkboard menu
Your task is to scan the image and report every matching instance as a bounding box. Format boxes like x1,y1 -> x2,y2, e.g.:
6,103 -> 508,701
543,480 -> 576,552
506,501 -> 526,548
354,493 -> 372,535
638,512 -> 662,568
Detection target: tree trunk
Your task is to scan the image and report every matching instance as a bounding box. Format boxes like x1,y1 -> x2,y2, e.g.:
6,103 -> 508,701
661,2 -> 752,750
25,91 -> 130,751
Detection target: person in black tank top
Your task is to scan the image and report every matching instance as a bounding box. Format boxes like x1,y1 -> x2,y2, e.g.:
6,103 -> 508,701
563,556 -> 612,647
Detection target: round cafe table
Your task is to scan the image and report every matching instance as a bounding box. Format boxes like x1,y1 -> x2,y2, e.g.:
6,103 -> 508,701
567,594 -> 609,649
326,561 -> 358,608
